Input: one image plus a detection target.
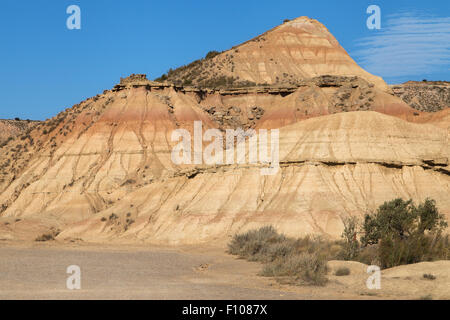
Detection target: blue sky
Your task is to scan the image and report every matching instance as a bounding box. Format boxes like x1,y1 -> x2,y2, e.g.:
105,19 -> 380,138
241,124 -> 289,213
0,0 -> 449,120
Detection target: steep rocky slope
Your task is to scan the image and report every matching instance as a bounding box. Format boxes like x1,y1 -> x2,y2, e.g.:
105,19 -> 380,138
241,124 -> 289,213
0,77 -> 448,243
156,16 -> 389,92
391,81 -> 450,112
0,119 -> 38,146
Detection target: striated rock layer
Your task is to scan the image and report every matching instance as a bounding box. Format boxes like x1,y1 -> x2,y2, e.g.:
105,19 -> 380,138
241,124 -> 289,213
0,78 -> 448,243
157,16 -> 389,92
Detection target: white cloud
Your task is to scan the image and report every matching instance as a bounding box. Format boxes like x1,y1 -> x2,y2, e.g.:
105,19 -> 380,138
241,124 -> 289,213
353,12 -> 450,79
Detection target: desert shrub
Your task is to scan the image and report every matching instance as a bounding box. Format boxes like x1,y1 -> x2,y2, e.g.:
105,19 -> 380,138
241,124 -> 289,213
378,233 -> 448,269
205,50 -> 220,60
1,136 -> 13,147
262,252 -> 328,286
227,226 -> 287,261
228,227 -> 340,263
335,267 -> 351,276
355,244 -> 380,265
262,241 -> 296,262
295,235 -> 342,259
35,233 -> 55,241
35,228 -> 60,241
423,273 -> 436,280
153,74 -> 166,82
229,227 -> 333,286
109,213 -> 118,220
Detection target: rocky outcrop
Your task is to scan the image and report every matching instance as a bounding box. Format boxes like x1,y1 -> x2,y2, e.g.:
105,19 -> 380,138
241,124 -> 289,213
391,81 -> 450,112
99,74 -> 422,131
113,73 -> 171,92
203,105 -> 264,129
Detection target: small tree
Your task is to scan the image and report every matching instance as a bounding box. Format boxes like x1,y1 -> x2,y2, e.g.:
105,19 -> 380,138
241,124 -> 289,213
340,216 -> 360,260
361,199 -> 417,246
360,198 -> 448,268
415,199 -> 448,234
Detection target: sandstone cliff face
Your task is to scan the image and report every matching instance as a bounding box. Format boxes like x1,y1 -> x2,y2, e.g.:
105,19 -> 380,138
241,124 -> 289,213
157,16 -> 389,92
0,76 -> 448,243
391,81 -> 450,112
4,110 -> 448,244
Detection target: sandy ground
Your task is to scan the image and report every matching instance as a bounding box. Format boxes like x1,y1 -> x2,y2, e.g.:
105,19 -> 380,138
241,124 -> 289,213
0,241 -> 448,300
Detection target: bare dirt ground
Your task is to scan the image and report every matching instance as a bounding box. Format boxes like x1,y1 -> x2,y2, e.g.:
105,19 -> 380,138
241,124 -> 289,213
0,241 -> 448,300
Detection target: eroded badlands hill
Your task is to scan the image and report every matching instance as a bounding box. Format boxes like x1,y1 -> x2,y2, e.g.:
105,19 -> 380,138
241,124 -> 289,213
0,75 -> 448,243
0,73 -> 430,197
0,15 -> 448,243
156,16 -> 389,92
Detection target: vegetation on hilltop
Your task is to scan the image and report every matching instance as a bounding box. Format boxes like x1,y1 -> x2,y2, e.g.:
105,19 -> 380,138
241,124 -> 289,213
154,50 -> 259,88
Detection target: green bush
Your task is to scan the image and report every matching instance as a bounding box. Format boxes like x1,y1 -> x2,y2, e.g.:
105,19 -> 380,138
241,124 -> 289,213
361,198 -> 447,246
359,198 -> 449,269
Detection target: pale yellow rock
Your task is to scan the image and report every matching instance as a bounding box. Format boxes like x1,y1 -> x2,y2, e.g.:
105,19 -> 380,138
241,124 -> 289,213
3,108 -> 447,244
